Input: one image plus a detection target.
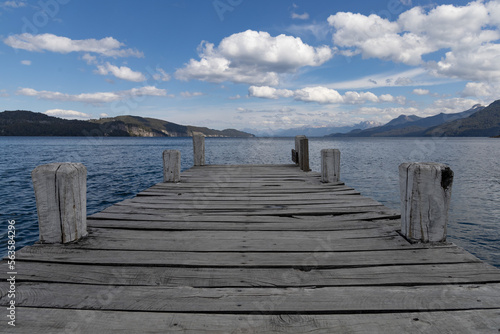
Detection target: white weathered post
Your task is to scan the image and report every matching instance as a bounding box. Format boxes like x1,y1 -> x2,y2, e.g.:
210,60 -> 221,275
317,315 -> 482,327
294,135 -> 305,165
31,162 -> 87,244
321,149 -> 340,183
399,162 -> 454,243
163,150 -> 181,182
193,134 -> 205,166
299,137 -> 310,172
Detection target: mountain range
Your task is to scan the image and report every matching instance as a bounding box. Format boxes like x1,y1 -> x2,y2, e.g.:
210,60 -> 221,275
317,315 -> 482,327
2,101 -> 500,138
243,121 -> 381,137
0,111 -> 254,138
327,101 -> 500,137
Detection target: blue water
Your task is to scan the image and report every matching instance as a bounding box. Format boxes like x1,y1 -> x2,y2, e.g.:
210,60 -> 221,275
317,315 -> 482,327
0,137 -> 499,267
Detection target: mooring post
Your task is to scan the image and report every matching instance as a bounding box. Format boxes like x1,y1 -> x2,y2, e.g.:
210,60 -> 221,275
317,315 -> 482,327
193,134 -> 205,166
31,162 -> 87,244
321,149 -> 340,183
163,150 -> 181,182
293,135 -> 305,165
299,137 -> 310,172
399,162 -> 454,243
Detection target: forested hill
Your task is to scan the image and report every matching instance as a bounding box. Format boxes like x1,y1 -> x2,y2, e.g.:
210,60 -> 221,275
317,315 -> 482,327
0,111 -> 254,138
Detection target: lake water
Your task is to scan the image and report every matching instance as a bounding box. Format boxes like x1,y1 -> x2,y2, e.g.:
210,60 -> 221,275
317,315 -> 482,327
0,136 -> 499,268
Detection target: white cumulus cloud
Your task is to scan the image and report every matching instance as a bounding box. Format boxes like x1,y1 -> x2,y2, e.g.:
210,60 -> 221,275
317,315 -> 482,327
461,82 -> 498,99
249,85 -> 401,105
4,33 -> 144,58
328,1 -> 500,83
44,109 -> 92,120
17,86 -> 167,104
430,43 -> 500,82
95,63 -> 146,82
294,86 -> 344,104
248,86 -> 294,99
20,60 -> 31,65
175,30 -> 333,86
412,88 -> 430,95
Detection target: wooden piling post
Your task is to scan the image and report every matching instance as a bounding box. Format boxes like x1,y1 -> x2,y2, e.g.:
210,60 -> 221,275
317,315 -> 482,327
299,137 -> 310,172
31,162 -> 87,244
321,149 -> 340,183
294,135 -> 306,165
163,150 -> 181,182
399,162 -> 454,243
193,134 -> 205,166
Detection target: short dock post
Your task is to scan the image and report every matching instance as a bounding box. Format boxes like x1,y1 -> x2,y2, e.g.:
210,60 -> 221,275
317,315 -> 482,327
299,137 -> 310,171
193,134 -> 205,166
293,135 -> 305,165
163,150 -> 181,182
399,162 -> 454,243
321,149 -> 340,182
31,162 -> 87,244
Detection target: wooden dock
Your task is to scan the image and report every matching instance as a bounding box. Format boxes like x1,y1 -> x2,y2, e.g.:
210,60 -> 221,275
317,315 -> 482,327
2,163 -> 500,333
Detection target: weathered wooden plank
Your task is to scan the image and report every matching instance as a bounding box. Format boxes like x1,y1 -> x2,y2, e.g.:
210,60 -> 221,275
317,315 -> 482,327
110,200 -> 384,211
88,211 -> 401,222
151,182 -> 334,187
98,205 -> 394,217
86,228 -> 400,240
14,245 -> 471,267
71,232 -> 408,252
149,183 -> 345,189
8,308 -> 500,334
123,194 -> 376,204
178,178 -> 326,184
7,262 -> 500,287
86,218 -> 401,231
137,188 -> 361,196
185,164 -> 298,168
4,283 -> 500,312
150,179 -> 347,187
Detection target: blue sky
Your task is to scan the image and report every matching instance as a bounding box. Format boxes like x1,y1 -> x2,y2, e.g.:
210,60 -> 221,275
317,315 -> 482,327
1,0 -> 499,132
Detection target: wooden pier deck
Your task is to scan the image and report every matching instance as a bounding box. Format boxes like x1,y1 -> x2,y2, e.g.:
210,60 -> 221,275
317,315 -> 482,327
3,164 -> 500,333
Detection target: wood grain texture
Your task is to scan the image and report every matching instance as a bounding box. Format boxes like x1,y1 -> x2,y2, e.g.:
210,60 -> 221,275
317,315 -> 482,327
12,245 -> 471,267
2,163 -> 500,333
6,262 -> 500,287
4,282 -> 500,312
7,308 -> 499,334
162,150 -> 181,182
